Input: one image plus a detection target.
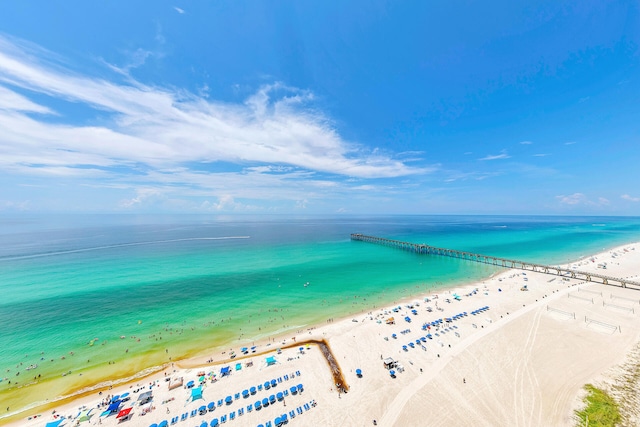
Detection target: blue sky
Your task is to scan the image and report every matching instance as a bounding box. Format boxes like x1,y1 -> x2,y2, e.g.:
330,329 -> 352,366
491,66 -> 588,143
0,1 -> 639,215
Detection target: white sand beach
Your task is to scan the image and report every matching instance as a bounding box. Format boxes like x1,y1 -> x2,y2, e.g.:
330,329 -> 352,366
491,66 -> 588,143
8,243 -> 640,427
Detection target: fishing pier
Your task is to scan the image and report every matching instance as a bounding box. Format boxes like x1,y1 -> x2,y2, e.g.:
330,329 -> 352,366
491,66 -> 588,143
350,234 -> 640,290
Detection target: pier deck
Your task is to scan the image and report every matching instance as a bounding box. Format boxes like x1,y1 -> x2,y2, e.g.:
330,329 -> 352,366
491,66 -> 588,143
351,234 -> 640,290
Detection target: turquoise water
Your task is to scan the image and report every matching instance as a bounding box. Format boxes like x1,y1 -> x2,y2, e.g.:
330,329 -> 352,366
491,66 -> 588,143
1,214 -> 639,405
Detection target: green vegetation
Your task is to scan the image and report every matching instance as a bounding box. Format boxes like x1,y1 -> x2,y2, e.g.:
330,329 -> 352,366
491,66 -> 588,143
575,384 -> 621,427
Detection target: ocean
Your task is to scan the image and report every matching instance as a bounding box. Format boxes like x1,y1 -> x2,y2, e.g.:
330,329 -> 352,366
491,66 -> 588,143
1,214 -> 640,415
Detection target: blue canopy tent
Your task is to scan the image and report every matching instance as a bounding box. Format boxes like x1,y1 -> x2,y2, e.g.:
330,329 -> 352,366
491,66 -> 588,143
189,387 -> 204,402
266,356 -> 276,366
107,401 -> 121,414
220,366 -> 231,377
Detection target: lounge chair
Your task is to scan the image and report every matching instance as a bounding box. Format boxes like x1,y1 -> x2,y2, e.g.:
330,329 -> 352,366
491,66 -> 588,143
229,411 -> 235,420
289,410 -> 295,419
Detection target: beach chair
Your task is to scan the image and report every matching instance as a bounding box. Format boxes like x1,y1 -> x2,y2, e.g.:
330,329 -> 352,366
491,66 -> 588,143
257,384 -> 263,391
289,410 -> 295,419
277,377 -> 282,383
238,407 -> 244,416
171,416 -> 178,424
234,393 -> 240,400
283,389 -> 289,397
296,407 -> 303,415
229,411 -> 235,420
218,399 -> 223,407
295,370 -> 300,376
180,412 -> 187,421
283,374 -> 289,381
265,421 -> 272,427
246,404 -> 252,413
190,409 -> 197,417
304,403 -> 310,411
220,414 -> 227,423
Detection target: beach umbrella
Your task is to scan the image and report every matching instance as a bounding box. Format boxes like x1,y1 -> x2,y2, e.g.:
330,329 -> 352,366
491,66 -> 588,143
250,386 -> 256,395
262,397 -> 269,407
276,392 -> 283,401
356,369 -> 362,377
199,375 -> 205,382
200,422 -> 208,427
207,402 -> 215,411
111,395 -> 120,402
225,396 -> 233,405
270,379 -> 277,387
120,392 -> 129,399
158,421 -> 168,427
210,418 -> 219,427
45,420 -> 65,427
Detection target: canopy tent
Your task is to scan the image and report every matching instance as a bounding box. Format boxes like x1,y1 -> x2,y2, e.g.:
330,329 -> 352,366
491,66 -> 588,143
265,356 -> 276,366
220,366 -> 231,377
107,401 -> 121,413
45,420 -> 66,427
189,387 -> 204,402
116,407 -> 132,420
76,409 -> 93,422
137,391 -> 153,404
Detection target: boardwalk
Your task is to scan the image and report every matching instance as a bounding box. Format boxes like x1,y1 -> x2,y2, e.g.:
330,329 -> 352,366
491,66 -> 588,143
351,233 -> 640,291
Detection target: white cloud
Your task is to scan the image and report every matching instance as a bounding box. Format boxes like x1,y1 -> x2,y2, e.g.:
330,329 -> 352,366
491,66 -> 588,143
556,193 -> 587,205
478,152 -> 510,161
556,193 -> 609,207
0,34 -> 430,213
174,7 -> 185,14
519,141 -> 532,145
565,141 -> 577,145
533,153 -> 549,157
622,194 -> 640,202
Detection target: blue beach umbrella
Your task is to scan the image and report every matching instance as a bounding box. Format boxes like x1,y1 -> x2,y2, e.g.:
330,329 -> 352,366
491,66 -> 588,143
158,421 -> 168,427
262,397 -> 269,407
210,419 -> 219,427
200,422 -> 208,427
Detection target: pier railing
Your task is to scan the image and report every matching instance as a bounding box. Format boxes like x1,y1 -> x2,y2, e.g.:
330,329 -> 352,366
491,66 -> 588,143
350,234 -> 640,290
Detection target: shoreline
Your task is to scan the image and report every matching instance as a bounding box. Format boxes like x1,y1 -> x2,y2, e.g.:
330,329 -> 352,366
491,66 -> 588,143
4,241 -> 640,426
